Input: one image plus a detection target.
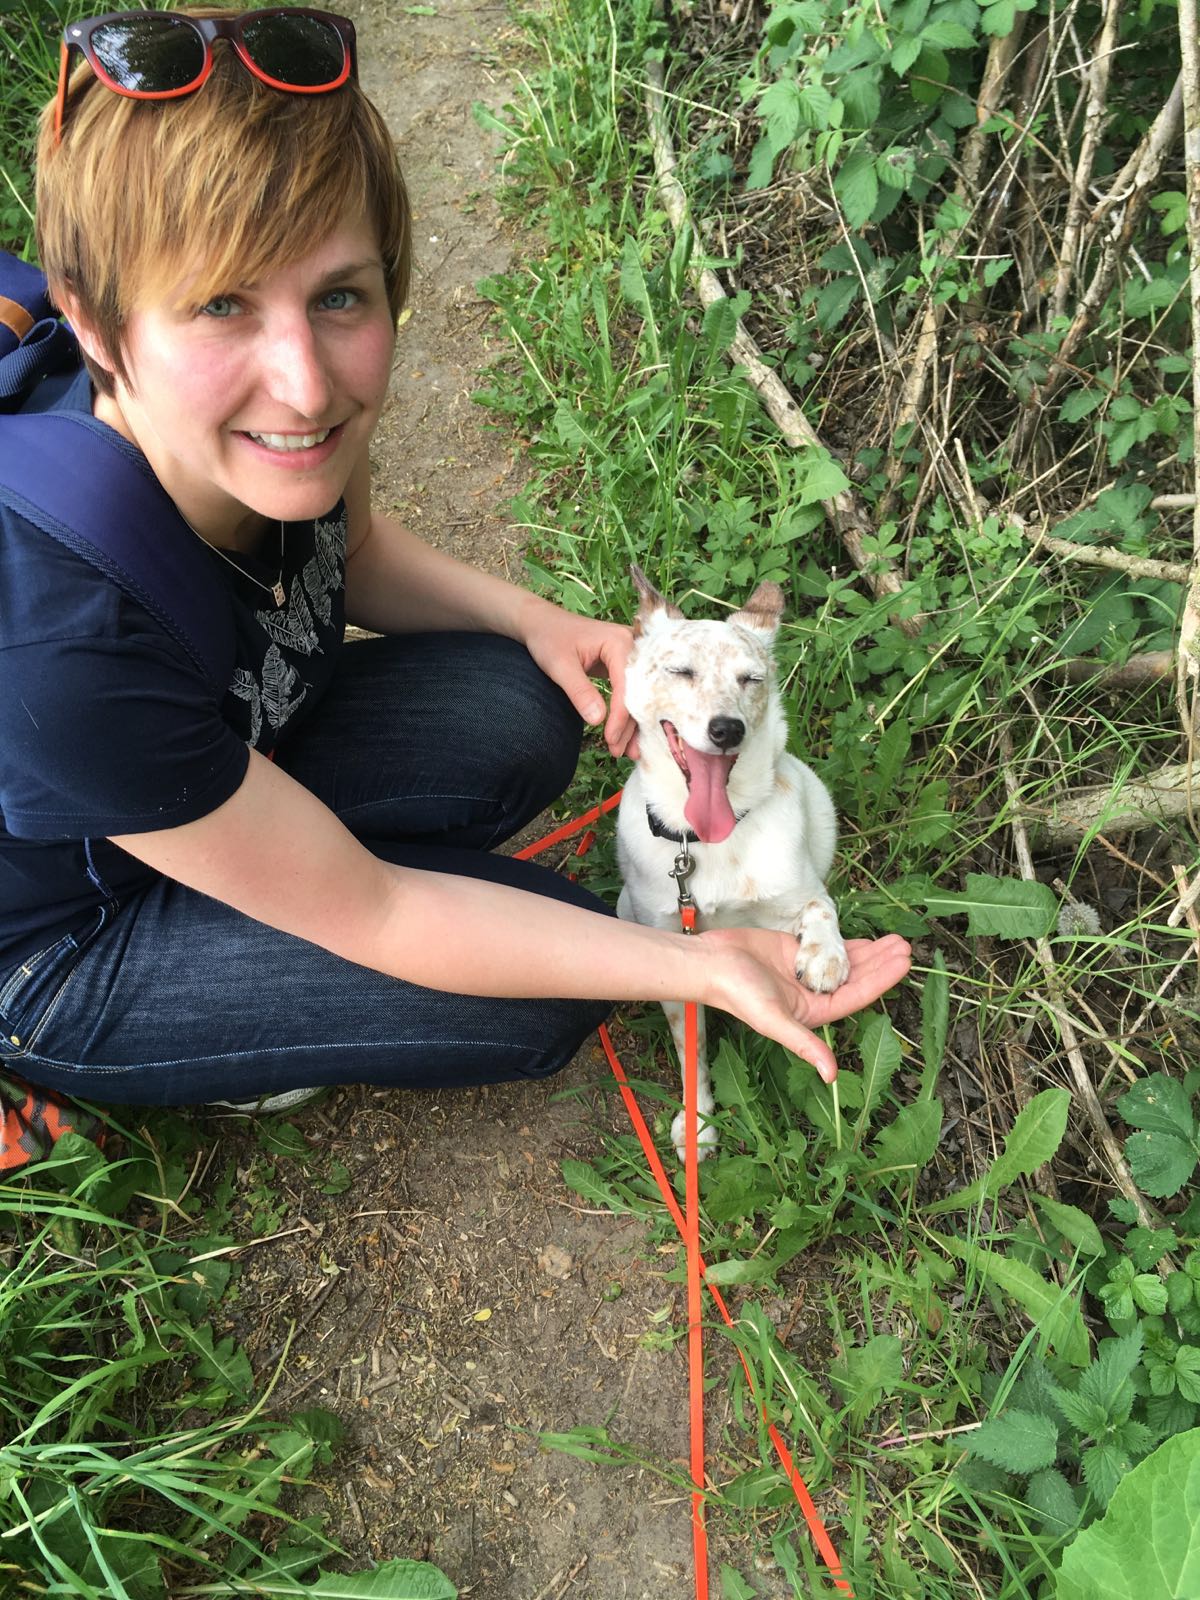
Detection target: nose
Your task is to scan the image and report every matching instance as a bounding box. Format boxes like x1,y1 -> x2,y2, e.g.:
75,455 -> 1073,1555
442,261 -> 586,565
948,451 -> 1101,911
708,716 -> 744,751
261,314 -> 334,420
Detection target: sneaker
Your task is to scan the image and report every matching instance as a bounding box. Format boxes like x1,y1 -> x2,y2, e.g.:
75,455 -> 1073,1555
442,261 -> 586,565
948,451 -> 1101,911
207,1087 -> 323,1114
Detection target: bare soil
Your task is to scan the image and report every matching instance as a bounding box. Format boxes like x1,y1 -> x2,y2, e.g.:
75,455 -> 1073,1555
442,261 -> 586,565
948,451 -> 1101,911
205,4 -> 770,1596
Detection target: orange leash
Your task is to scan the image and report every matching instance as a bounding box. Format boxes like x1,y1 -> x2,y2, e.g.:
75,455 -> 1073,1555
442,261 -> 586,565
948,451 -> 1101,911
519,794 -> 853,1597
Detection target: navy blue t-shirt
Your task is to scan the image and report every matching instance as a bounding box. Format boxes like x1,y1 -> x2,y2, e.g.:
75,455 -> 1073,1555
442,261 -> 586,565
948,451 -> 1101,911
0,372 -> 346,968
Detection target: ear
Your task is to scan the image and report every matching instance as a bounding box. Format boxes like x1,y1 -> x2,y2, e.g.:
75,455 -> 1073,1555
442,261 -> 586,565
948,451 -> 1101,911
630,563 -> 683,636
53,284 -> 118,379
730,581 -> 784,639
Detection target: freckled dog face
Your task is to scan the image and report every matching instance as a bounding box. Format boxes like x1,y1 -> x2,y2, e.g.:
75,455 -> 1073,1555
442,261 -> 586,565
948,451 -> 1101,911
625,567 -> 785,843
626,617 -> 774,752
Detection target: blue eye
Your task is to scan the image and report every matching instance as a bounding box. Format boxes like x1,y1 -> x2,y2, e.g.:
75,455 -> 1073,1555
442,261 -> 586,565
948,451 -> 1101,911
199,295 -> 240,318
321,288 -> 360,311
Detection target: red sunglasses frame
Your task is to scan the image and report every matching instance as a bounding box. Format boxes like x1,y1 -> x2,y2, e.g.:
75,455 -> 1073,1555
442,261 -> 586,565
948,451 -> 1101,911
54,7 -> 357,142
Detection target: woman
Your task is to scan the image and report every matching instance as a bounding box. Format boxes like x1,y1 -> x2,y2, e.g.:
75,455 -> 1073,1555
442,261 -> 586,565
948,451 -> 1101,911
0,6 -> 909,1109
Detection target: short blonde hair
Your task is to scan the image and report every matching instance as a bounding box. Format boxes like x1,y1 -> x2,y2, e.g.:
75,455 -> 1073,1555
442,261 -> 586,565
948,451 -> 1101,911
35,7 -> 410,394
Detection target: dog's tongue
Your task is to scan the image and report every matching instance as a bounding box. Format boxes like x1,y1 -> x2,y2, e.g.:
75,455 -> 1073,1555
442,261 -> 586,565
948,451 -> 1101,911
683,746 -> 738,843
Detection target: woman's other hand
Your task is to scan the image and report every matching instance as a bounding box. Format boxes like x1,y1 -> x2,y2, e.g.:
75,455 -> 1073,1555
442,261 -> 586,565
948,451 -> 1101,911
520,602 -> 639,759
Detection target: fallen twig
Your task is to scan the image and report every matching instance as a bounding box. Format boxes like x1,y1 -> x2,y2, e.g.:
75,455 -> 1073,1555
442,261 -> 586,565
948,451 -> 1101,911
1026,760 -> 1200,845
1174,0 -> 1200,734
1023,525 -> 1190,584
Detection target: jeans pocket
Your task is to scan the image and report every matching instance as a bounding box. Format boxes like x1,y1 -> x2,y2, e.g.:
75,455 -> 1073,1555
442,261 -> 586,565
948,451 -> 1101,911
0,912 -> 106,1054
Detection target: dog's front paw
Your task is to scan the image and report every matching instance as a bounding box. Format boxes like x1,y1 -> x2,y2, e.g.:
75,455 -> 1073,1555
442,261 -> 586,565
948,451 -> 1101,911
794,900 -> 851,992
796,939 -> 851,993
672,1108 -> 719,1165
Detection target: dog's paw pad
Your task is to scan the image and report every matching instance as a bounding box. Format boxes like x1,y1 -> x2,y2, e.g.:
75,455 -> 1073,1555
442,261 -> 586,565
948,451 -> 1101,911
796,940 -> 851,993
671,1109 -> 719,1165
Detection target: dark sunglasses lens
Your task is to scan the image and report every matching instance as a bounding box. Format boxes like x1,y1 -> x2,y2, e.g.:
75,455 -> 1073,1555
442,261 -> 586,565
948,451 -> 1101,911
240,13 -> 346,86
89,15 -> 205,92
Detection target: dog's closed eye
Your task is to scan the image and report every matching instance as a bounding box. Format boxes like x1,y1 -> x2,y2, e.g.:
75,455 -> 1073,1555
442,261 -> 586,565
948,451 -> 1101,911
738,674 -> 764,686
668,666 -> 696,680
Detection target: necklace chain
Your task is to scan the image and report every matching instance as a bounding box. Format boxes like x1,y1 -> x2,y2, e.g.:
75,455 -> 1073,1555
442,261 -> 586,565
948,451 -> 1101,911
182,515 -> 287,607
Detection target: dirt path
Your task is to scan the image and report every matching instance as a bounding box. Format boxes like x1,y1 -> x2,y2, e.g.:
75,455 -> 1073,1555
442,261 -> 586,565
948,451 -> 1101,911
218,5 -> 721,1596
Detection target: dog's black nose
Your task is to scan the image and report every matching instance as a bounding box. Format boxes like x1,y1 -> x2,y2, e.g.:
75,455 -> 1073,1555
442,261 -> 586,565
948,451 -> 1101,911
708,716 -> 745,751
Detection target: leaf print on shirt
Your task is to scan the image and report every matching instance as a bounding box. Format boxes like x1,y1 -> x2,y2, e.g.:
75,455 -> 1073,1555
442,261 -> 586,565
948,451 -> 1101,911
257,576 -> 318,656
312,514 -> 345,594
229,668 -> 263,748
261,644 -> 306,731
302,553 -> 334,626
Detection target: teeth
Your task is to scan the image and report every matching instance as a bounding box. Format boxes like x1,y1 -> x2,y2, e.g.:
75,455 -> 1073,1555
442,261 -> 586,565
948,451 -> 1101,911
248,428 -> 332,452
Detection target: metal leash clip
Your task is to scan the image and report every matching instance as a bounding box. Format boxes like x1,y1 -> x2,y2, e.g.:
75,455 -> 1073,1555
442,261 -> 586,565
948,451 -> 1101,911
669,844 -> 697,930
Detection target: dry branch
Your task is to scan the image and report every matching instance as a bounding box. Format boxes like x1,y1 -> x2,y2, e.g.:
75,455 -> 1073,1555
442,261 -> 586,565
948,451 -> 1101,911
1026,760 -> 1200,846
999,730 -> 1157,1226
876,26 -> 1028,527
1174,0 -> 1200,719
1050,0 -> 1122,319
1023,526 -> 1190,585
1012,74 -> 1184,461
641,54 -> 920,634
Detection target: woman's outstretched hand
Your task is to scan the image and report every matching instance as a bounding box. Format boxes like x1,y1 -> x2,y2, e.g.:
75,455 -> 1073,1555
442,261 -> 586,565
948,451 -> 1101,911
698,928 -> 912,1082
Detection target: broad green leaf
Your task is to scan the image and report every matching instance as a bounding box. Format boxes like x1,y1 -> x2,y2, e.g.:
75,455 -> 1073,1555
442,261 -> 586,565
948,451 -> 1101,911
1024,1466 -> 1081,1534
1075,1330 -> 1143,1420
553,399 -> 595,456
927,1088 -> 1070,1214
759,79 -> 802,156
858,1011 -> 901,1118
921,19 -> 977,46
935,1232 -> 1090,1365
1060,387 -> 1104,424
720,1564 -> 759,1599
923,874 -> 1057,938
1056,1430 -> 1200,1598
869,1100 -> 943,1175
796,448 -> 851,505
1032,1195 -> 1104,1259
1125,1131 -> 1198,1199
840,71 -> 881,127
226,1563 -> 458,1599
619,236 -> 652,320
832,1334 -> 904,1404
1118,1075 -> 1197,1140
920,950 -> 948,1095
966,1408 -> 1059,1474
834,148 -> 879,228
1082,1442 -> 1134,1508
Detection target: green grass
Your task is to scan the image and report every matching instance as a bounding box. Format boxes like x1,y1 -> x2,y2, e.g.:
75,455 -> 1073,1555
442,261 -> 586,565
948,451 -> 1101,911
473,0 -> 1200,1593
3,0 -> 1199,1592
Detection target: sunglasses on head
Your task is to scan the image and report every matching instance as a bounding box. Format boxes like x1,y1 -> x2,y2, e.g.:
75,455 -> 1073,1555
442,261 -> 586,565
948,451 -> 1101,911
54,7 -> 357,142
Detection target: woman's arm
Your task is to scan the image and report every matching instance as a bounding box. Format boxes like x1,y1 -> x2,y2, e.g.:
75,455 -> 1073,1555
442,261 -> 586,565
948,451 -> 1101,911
110,754 -> 910,1079
342,455 -> 636,756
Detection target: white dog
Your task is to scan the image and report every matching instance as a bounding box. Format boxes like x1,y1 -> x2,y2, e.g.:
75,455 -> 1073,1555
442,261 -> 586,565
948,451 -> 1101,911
616,567 -> 851,1161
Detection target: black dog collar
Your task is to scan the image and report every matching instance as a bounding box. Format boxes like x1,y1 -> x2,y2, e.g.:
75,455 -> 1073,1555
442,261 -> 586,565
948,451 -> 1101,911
646,807 -> 699,845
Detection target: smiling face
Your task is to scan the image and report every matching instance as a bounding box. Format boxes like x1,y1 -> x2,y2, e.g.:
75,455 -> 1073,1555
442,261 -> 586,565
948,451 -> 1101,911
625,569 -> 786,842
74,216 -> 396,547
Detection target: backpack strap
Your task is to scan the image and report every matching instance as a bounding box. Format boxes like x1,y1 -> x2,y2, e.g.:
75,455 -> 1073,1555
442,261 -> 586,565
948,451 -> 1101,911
0,409 -> 235,696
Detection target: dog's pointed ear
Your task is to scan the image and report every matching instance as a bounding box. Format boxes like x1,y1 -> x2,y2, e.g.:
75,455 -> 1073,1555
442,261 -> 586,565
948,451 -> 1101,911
631,564 -> 683,635
731,581 -> 785,638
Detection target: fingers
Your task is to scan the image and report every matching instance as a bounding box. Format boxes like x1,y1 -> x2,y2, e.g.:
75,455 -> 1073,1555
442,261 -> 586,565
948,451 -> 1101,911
788,1024 -> 838,1084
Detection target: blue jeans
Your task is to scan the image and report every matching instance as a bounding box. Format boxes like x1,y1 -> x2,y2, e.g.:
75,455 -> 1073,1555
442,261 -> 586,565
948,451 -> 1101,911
0,634 -> 615,1105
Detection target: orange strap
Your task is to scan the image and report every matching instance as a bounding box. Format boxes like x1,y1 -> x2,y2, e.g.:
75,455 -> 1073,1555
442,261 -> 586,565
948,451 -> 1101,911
517,793 -> 852,1595
512,790 -> 622,860
599,1025 -> 854,1596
